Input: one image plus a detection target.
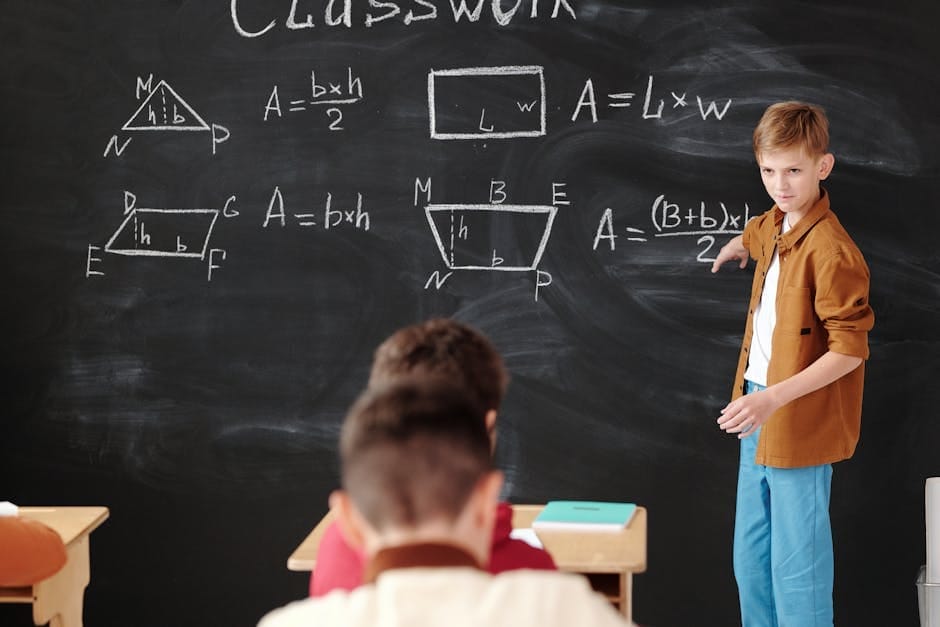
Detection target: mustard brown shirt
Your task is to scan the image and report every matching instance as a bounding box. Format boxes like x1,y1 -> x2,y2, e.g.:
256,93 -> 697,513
733,189 -> 874,468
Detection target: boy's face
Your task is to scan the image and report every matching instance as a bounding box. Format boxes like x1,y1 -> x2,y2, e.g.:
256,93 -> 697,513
757,146 -> 834,225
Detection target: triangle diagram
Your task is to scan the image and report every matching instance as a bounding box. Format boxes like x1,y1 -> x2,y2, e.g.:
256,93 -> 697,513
122,80 -> 211,132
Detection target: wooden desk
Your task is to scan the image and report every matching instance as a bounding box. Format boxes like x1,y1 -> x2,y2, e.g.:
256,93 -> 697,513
287,509 -> 336,572
0,507 -> 109,627
288,504 -> 647,622
512,505 -> 647,621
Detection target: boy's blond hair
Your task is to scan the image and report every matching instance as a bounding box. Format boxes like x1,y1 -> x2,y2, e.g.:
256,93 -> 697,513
753,101 -> 830,159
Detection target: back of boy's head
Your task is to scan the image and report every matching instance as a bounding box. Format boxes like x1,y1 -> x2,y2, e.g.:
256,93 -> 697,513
753,101 -> 829,158
339,378 -> 493,532
369,318 -> 508,412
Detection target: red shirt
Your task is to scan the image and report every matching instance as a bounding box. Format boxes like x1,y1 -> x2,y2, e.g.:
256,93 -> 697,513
309,501 -> 557,597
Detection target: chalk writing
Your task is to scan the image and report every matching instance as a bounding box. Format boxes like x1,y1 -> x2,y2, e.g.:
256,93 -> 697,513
425,203 -> 556,270
427,69 -> 728,140
86,191 -> 236,281
231,0 -> 577,36
262,187 -> 371,232
593,194 -> 753,263
104,74 -> 231,156
263,68 -> 364,130
428,66 -> 546,139
416,177 -> 562,300
572,74 -> 732,124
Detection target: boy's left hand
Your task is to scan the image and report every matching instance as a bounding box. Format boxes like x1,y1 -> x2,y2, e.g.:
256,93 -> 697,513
717,390 -> 781,438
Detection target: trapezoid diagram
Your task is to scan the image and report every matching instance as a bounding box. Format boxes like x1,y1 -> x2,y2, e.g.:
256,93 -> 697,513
425,204 -> 557,271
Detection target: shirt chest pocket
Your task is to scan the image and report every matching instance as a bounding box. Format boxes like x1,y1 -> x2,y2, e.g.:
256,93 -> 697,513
776,286 -> 816,335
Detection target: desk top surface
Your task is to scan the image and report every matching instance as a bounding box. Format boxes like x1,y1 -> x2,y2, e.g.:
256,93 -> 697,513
17,507 -> 110,545
513,504 -> 646,573
288,504 -> 646,574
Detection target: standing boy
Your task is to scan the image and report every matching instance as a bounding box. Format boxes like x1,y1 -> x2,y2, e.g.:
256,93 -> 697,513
260,379 -> 629,627
309,318 -> 555,597
710,102 -> 874,625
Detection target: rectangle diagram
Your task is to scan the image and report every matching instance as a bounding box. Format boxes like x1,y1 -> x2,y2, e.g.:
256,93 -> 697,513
428,66 -> 546,139
104,208 -> 219,259
425,204 -> 557,271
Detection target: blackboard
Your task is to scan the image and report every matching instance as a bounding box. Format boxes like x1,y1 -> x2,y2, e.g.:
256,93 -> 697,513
2,2 -> 938,625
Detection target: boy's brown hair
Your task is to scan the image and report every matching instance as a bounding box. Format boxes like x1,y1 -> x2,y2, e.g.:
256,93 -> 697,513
339,378 -> 493,531
369,318 -> 509,412
753,101 -> 830,158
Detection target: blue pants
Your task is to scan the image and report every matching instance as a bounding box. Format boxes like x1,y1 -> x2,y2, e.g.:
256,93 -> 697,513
733,381 -> 834,627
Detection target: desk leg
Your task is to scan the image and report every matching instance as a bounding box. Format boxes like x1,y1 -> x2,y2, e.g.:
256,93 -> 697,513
621,573 -> 632,623
32,536 -> 90,627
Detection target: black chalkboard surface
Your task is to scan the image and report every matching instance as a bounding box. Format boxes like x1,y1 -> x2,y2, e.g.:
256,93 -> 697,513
2,2 -> 938,625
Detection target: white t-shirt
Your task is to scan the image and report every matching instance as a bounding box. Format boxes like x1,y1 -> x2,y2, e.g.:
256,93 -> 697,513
743,215 -> 791,386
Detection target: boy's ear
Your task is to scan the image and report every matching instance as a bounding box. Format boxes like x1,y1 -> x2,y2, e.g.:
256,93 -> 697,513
329,489 -> 368,550
817,153 -> 835,180
484,409 -> 497,434
485,409 -> 498,450
472,470 -> 504,527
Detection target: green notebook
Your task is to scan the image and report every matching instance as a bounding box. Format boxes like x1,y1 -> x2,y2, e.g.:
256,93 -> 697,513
532,500 -> 637,532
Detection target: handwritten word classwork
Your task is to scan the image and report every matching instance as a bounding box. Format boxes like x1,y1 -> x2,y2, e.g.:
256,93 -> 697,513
231,0 -> 578,36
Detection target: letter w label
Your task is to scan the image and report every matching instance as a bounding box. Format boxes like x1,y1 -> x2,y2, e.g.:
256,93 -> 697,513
696,96 -> 732,120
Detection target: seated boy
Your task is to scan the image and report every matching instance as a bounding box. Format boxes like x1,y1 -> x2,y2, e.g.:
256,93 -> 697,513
310,318 -> 554,597
261,379 -> 629,627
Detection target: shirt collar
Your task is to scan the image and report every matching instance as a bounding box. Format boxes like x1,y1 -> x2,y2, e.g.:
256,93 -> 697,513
773,187 -> 830,254
363,542 -> 483,583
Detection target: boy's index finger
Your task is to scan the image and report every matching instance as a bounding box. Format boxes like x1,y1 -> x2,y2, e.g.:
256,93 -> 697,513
711,251 -> 734,273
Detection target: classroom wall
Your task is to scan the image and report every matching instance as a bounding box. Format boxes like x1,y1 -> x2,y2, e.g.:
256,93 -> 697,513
2,1 -> 938,625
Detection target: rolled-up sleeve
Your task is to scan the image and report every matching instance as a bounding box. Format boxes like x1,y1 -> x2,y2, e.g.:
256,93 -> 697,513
815,250 -> 874,359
